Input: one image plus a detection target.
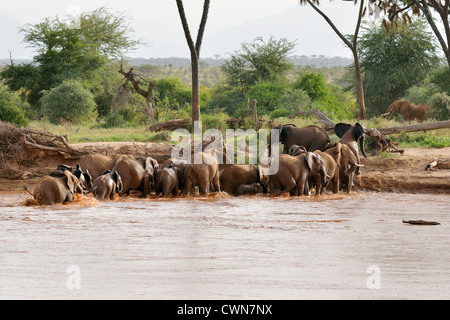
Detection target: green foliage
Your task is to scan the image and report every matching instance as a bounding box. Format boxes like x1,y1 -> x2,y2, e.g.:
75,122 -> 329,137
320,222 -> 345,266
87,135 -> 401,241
430,67 -> 450,94
293,71 -> 356,119
0,7 -> 139,114
40,79 -> 98,124
0,85 -> 29,126
355,20 -> 440,116
429,93 -> 450,121
271,88 -> 313,118
244,81 -> 287,115
221,36 -> 295,92
294,72 -> 327,100
154,77 -> 191,109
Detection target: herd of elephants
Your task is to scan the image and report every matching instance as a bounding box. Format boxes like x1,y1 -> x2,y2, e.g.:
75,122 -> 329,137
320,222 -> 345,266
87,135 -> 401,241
25,120 -> 369,205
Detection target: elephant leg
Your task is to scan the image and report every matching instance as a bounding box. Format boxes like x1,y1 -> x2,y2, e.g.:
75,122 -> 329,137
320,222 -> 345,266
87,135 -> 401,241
199,183 -> 208,195
141,175 -> 150,197
332,174 -> 339,194
314,174 -> 322,196
212,173 -> 220,193
278,176 -> 296,196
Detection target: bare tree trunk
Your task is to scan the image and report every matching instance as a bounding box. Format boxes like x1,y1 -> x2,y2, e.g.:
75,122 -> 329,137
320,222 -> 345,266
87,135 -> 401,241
353,49 -> 366,120
191,55 -> 201,125
118,60 -> 156,126
176,0 -> 211,128
304,0 -> 366,119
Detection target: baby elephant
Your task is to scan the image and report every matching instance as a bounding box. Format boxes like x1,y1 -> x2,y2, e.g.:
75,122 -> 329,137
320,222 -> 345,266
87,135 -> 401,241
235,183 -> 263,196
155,166 -> 179,197
29,170 -> 83,205
92,170 -> 123,201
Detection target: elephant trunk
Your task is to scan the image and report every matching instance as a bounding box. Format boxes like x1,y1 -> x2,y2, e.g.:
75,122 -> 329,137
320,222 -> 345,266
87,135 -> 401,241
359,135 -> 367,158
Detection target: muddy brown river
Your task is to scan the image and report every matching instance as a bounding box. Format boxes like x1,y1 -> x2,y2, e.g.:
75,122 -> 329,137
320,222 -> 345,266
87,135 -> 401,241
0,191 -> 449,299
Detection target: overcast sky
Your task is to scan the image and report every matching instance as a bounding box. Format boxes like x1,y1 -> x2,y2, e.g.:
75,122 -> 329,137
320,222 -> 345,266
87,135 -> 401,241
1,0 -> 368,59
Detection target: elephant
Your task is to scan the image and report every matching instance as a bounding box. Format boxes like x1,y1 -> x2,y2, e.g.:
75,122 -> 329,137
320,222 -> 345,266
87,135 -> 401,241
155,165 -> 179,197
51,164 -> 93,192
92,170 -> 123,201
324,142 -> 363,193
80,153 -> 136,180
162,158 -> 188,192
382,99 -> 432,122
219,164 -> 267,195
312,150 -> 339,194
183,151 -> 220,196
136,156 -> 159,188
269,124 -> 330,155
113,158 -> 151,197
30,170 -> 83,205
262,152 -> 328,196
235,182 -> 263,196
288,144 -> 307,156
334,122 -> 367,174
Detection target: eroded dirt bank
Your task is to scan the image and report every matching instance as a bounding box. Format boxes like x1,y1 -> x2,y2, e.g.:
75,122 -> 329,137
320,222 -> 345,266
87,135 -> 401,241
0,142 -> 449,194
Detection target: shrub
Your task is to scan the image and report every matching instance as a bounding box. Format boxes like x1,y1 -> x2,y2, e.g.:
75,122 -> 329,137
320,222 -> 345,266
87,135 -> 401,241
429,93 -> 450,121
0,85 -> 29,126
40,79 -> 98,124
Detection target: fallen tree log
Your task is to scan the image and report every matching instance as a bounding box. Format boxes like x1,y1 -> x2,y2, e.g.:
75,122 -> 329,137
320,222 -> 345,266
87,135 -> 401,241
149,119 -> 189,132
377,120 -> 450,135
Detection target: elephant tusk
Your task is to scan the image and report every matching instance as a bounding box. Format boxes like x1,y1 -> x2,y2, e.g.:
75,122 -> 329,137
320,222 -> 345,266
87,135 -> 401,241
355,164 -> 364,167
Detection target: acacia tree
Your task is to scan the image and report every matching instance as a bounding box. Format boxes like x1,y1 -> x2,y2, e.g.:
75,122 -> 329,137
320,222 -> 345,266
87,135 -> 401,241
379,0 -> 450,67
176,0 -> 210,128
299,0 -> 368,119
357,20 -> 440,116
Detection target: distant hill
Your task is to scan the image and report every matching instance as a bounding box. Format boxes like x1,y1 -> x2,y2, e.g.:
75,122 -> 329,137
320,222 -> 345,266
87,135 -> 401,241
128,56 -> 352,68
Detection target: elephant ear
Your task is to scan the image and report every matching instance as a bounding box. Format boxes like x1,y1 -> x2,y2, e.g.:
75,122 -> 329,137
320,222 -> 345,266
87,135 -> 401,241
305,152 -> 315,171
112,170 -> 123,193
63,171 -> 76,194
334,123 -> 352,139
354,123 -> 365,140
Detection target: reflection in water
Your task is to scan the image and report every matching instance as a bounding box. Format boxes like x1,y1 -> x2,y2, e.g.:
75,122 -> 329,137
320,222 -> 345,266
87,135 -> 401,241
0,191 -> 449,299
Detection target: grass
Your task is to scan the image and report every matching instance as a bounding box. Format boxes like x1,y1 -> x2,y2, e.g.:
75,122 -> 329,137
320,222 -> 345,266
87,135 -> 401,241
29,116 -> 450,149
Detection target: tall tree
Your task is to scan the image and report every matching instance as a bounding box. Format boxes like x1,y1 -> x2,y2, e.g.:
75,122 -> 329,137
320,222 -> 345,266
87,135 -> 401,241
299,0 -> 367,120
176,0 -> 210,127
221,36 -> 296,93
0,7 -> 140,112
379,0 -> 450,67
356,20 -> 439,116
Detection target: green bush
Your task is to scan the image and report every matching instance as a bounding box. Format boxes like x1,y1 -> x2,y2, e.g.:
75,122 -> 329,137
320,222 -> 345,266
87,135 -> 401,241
245,81 -> 287,115
0,85 -> 29,126
294,72 -> 328,100
40,79 -> 98,124
429,93 -> 450,121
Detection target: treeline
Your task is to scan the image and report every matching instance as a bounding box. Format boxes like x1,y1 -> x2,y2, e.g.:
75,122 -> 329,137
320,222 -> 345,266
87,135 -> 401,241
0,8 -> 448,130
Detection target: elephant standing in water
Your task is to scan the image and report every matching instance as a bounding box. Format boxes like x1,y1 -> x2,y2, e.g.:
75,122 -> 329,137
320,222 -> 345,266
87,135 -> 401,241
262,152 -> 328,196
382,99 -> 432,122
29,170 -> 83,205
183,151 -> 220,196
92,170 -> 123,201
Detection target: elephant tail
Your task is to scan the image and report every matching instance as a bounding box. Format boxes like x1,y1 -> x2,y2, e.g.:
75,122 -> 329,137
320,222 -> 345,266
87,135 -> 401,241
23,185 -> 33,196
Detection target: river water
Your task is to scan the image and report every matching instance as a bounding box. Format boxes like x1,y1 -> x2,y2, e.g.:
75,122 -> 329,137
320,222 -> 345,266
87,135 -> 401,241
0,191 -> 449,300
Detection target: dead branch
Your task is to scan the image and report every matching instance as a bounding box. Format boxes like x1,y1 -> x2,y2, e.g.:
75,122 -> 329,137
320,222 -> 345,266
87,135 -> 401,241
402,220 -> 440,225
119,58 -> 157,126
